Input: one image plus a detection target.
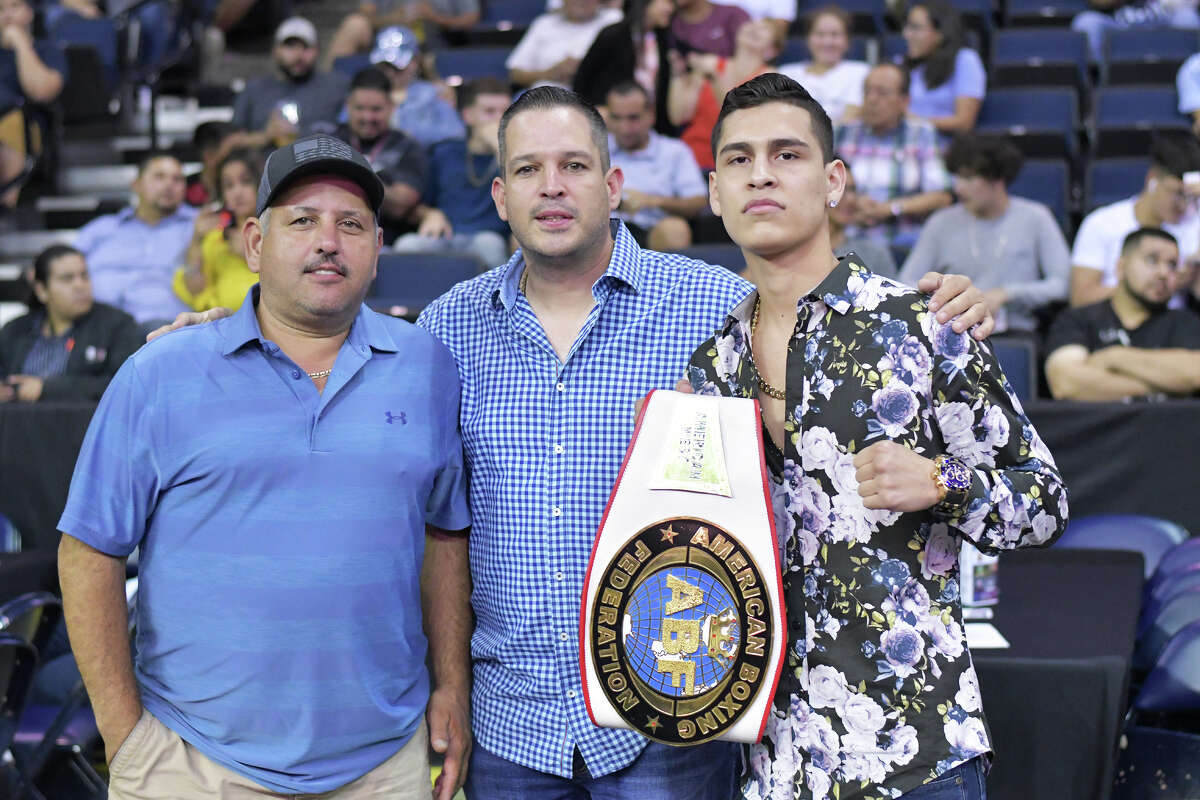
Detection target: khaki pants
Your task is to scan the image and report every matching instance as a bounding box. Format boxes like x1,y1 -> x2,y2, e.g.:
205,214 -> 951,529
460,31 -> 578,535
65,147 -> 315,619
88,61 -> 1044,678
107,711 -> 433,800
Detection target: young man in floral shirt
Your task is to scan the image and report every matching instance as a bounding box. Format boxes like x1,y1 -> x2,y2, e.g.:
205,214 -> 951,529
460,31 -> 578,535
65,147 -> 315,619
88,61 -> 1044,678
687,73 -> 1069,800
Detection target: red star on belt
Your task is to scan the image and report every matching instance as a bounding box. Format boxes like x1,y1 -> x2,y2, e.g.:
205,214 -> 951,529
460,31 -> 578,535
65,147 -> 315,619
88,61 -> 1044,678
659,524 -> 679,543
645,714 -> 662,732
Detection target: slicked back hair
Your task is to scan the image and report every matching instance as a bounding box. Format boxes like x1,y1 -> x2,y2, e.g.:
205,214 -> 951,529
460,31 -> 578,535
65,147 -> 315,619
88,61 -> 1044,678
711,72 -> 835,164
497,86 -> 611,174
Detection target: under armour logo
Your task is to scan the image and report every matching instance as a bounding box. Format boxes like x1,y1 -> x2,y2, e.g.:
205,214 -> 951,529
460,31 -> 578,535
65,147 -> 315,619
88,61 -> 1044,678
385,411 -> 407,425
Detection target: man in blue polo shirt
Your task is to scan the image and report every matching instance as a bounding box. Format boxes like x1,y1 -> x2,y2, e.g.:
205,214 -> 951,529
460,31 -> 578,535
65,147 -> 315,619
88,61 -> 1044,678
57,135 -> 471,800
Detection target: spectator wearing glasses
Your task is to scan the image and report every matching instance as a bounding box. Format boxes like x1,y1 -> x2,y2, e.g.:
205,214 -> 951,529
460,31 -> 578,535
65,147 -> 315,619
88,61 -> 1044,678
1071,131 -> 1200,308
1047,227 -> 1200,400
900,0 -> 985,136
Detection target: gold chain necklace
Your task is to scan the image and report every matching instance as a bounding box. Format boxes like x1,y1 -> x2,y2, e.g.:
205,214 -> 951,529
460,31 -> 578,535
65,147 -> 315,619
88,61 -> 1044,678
307,368 -> 332,380
750,296 -> 787,401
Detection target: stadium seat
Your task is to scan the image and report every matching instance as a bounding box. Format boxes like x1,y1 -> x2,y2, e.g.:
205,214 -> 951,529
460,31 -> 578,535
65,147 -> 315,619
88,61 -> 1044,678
371,252 -> 483,312
948,0 -> 994,62
1004,0 -> 1088,27
465,0 -> 544,45
991,29 -> 1089,98
1104,27 -> 1200,85
1150,538 -> 1200,591
0,636 -> 37,770
50,15 -> 118,88
1141,565 -> 1200,638
989,335 -> 1038,402
1055,513 -> 1189,578
976,87 -> 1079,161
1008,158 -> 1071,235
1084,157 -> 1148,212
1135,587 -> 1200,672
434,46 -> 513,86
779,35 -> 872,65
1092,86 -> 1189,158
796,0 -> 885,36
674,244 -> 746,273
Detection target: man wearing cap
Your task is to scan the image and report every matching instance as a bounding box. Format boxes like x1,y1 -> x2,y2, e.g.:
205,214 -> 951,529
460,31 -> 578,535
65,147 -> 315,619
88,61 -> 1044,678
230,17 -> 351,149
367,25 -> 465,149
57,134 -> 472,800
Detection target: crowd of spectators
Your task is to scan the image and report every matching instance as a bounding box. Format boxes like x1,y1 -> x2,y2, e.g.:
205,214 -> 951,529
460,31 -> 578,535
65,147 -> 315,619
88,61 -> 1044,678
1,0 -> 1199,414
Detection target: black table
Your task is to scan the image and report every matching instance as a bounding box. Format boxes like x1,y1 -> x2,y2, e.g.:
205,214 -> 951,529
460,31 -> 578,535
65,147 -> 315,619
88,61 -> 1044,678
974,547 -> 1144,800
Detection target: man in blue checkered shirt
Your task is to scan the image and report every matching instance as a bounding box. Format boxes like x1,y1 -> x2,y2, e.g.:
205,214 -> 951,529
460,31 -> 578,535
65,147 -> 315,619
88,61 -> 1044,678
416,86 -> 993,798
152,86 -> 992,798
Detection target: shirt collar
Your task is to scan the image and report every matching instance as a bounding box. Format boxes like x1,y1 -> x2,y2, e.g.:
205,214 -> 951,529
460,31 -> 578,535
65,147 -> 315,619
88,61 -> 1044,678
220,285 -> 401,356
492,219 -> 645,311
724,253 -> 862,328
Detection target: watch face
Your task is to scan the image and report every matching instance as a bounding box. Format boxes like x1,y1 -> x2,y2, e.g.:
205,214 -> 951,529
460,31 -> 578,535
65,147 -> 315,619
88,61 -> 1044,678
944,459 -> 972,491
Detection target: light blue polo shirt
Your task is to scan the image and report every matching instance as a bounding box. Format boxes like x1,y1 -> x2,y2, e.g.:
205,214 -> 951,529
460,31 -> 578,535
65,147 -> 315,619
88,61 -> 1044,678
59,288 -> 470,794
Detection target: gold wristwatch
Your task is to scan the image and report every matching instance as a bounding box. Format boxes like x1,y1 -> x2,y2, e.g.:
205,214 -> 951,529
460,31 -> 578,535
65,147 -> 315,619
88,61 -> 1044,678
932,454 -> 971,514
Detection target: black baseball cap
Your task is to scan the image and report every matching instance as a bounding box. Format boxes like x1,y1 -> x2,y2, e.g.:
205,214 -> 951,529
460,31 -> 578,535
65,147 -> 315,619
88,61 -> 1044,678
256,134 -> 386,217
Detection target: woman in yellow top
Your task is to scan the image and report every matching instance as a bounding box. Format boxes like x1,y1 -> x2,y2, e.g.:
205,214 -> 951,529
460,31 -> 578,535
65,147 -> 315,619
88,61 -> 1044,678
173,150 -> 261,311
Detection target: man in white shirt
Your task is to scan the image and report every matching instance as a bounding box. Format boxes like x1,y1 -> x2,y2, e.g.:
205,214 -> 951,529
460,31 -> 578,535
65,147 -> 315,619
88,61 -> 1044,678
1071,130 -> 1200,307
606,82 -> 707,251
506,0 -> 622,89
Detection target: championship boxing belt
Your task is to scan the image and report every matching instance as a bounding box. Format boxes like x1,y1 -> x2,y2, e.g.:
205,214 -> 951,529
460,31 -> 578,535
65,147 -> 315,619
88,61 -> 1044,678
580,390 -> 787,746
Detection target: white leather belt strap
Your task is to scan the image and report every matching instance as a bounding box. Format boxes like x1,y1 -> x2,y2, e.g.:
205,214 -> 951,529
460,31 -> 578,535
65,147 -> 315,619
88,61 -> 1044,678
580,390 -> 787,745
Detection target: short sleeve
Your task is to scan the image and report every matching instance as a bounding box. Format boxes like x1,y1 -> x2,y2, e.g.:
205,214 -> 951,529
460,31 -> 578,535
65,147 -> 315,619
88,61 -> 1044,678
424,353 -> 470,532
952,48 -> 986,100
1069,209 -> 1108,271
1044,308 -> 1092,357
57,358 -> 162,556
1178,54 -> 1200,113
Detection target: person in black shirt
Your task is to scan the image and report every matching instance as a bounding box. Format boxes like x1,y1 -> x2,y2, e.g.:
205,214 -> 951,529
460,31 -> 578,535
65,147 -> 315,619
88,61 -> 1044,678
1046,226 -> 1200,401
0,244 -> 142,402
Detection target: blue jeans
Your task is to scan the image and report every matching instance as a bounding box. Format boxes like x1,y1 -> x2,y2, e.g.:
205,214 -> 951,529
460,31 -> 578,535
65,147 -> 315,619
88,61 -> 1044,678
464,739 -> 740,800
899,758 -> 988,800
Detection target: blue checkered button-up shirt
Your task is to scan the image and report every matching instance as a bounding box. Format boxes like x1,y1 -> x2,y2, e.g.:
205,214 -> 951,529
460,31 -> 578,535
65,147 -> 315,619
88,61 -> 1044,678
418,222 -> 752,777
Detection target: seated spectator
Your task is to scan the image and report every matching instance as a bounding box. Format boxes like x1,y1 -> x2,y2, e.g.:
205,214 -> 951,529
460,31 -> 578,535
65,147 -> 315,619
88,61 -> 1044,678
780,5 -> 870,124
174,150 -> 260,312
368,26 -> 464,148
574,0 -> 676,132
900,0 -> 985,136
317,66 -> 426,242
671,18 -> 778,170
834,63 -> 952,247
829,163 -> 898,277
1071,130 -> 1200,307
1046,227 -> 1200,400
185,120 -> 240,207
396,77 -> 511,267
606,80 -> 705,250
324,0 -> 481,64
1073,0 -> 1200,64
507,0 -> 622,89
899,133 -> 1069,332
74,152 -> 196,324
672,0 -> 749,57
0,0 -> 65,207
1177,52 -> 1200,138
229,17 -> 350,150
0,245 -> 141,403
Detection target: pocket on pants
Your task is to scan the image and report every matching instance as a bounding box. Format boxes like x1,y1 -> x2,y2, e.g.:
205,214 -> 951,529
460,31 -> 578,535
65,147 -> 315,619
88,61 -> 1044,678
108,710 -> 154,777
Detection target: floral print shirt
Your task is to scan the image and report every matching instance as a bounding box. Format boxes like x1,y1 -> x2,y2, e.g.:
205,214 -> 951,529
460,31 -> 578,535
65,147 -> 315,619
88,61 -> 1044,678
686,256 -> 1068,800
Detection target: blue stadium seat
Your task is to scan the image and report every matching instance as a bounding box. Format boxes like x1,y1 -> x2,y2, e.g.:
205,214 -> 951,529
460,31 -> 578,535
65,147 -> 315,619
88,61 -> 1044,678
1056,513 -> 1189,579
50,15 -> 117,87
1008,158 -> 1071,235
464,0 -> 544,45
675,244 -> 746,274
1092,86 -> 1190,158
991,29 -> 1089,96
989,335 -> 1038,403
779,35 -> 871,65
434,46 -> 513,86
1004,0 -> 1088,27
948,0 -> 994,62
332,53 -> 372,78
976,87 -> 1079,161
371,252 -> 484,313
1084,157 -> 1148,213
1104,27 -> 1200,85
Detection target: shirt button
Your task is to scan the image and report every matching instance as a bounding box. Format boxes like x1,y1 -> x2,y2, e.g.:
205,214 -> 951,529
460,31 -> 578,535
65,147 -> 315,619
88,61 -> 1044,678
291,369 -> 301,379
559,631 -> 569,642
567,689 -> 577,698
551,506 -> 562,518
555,571 -> 564,581
553,444 -> 564,455
556,382 -> 565,392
